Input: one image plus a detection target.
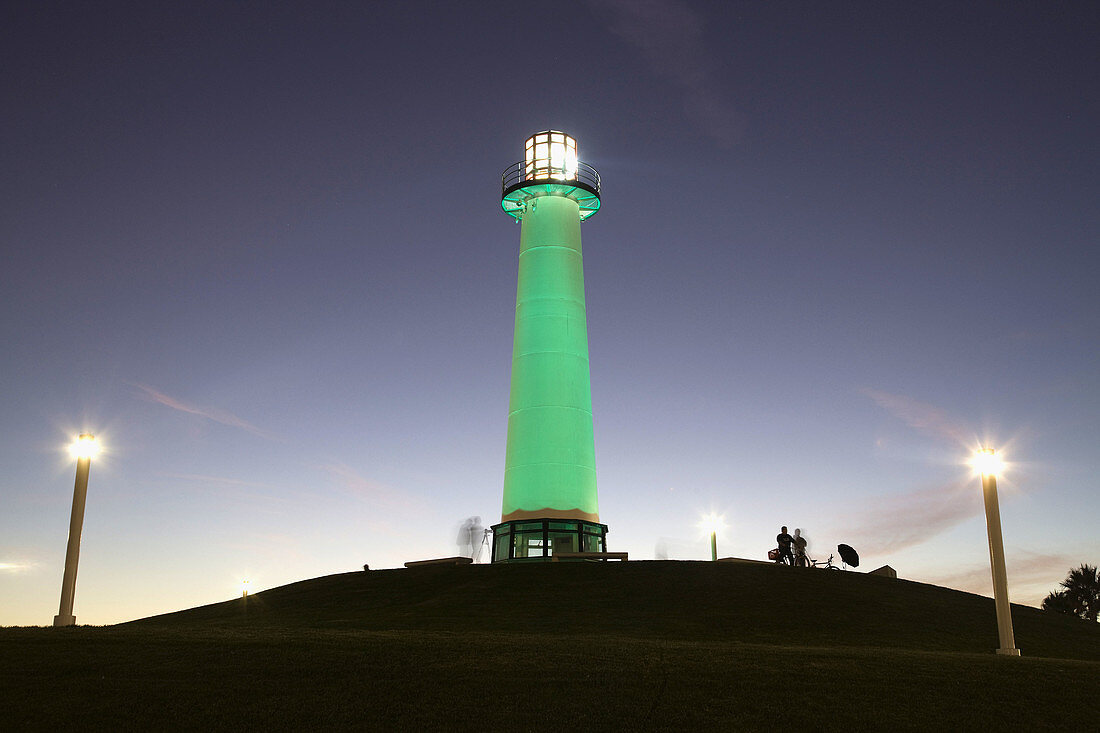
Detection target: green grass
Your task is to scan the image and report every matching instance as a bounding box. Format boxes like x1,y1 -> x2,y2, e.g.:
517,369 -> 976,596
5,561 -> 1099,730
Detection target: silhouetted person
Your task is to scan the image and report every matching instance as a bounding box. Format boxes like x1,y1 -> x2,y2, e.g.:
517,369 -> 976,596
457,518 -> 475,557
776,526 -> 794,566
457,516 -> 484,559
470,516 -> 485,561
792,528 -> 808,567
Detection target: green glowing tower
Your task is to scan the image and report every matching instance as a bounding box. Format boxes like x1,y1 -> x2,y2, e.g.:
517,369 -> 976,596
491,131 -> 608,562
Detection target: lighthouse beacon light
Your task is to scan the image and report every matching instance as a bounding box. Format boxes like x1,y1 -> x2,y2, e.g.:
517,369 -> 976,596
525,131 -> 578,181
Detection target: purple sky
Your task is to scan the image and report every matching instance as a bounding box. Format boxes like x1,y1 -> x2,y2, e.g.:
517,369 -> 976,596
2,1 -> 1098,626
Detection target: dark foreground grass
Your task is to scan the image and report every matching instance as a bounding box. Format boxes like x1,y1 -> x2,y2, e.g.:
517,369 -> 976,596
5,561 -> 1099,730
5,627 -> 1099,731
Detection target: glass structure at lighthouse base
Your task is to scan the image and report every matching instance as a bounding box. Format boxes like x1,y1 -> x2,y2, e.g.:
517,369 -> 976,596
490,519 -> 608,563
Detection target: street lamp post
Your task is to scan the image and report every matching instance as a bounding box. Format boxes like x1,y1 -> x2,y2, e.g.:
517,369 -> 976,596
975,447 -> 1020,656
54,434 -> 98,627
699,513 -> 724,561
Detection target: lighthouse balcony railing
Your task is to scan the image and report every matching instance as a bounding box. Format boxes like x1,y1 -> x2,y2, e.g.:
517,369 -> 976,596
501,160 -> 601,198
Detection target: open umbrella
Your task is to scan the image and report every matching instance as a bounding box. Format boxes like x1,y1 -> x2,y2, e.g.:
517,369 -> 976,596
837,544 -> 859,568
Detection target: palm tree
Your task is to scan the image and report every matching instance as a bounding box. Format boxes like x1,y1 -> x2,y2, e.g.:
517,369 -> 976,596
1042,589 -> 1076,615
1045,564 -> 1100,622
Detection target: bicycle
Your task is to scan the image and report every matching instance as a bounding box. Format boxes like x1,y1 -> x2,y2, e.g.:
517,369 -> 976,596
809,553 -> 842,570
768,548 -> 795,566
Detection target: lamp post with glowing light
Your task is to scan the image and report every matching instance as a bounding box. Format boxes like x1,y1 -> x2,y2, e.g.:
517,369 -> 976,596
973,447 -> 1020,656
699,513 -> 724,561
54,434 -> 97,627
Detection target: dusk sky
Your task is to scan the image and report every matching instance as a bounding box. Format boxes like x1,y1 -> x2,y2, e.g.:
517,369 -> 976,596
3,1 -> 1098,626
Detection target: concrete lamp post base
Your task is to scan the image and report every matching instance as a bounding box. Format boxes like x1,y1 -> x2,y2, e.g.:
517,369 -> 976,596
53,614 -> 76,627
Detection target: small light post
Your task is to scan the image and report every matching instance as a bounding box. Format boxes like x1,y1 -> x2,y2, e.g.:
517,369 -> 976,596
240,579 -> 250,599
699,513 -> 724,561
973,447 -> 1020,656
54,434 -> 98,627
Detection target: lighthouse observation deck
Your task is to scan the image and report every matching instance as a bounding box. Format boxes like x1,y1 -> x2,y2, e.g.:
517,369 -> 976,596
501,130 -> 601,221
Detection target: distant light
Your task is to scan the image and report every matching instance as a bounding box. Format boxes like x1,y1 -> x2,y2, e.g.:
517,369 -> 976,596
240,579 -> 250,598
972,447 -> 1003,477
698,512 -> 725,535
69,434 -> 99,459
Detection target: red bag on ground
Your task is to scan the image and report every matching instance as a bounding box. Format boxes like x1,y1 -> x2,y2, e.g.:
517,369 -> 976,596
767,548 -> 780,561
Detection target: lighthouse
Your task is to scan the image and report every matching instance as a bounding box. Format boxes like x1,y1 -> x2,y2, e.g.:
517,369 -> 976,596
491,131 -> 608,562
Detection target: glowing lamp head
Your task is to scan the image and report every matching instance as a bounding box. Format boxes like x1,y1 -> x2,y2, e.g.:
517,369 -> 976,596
69,433 -> 99,459
698,512 -> 725,535
972,447 -> 1003,477
524,130 -> 578,182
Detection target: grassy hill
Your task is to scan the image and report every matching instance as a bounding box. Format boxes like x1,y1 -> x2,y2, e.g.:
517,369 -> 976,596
6,561 -> 1100,730
124,560 -> 1100,658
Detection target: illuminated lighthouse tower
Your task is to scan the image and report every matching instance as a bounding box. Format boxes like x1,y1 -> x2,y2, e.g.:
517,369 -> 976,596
491,131 -> 608,562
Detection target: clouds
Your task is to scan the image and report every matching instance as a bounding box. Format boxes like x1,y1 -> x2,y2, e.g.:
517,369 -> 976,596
862,387 -> 973,447
0,560 -> 40,575
840,479 -> 983,556
590,0 -> 743,146
318,462 -> 428,517
133,383 -> 278,441
926,550 -> 1076,606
